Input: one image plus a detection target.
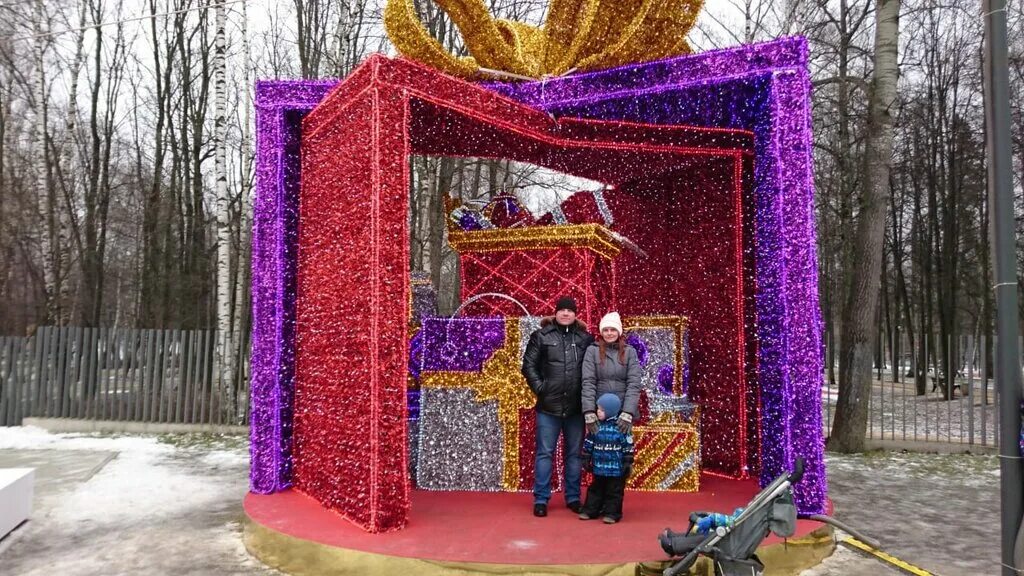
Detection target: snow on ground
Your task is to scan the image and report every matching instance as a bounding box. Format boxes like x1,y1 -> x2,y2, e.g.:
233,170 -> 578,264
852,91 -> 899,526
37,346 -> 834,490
0,424 -> 176,453
826,448 -> 1000,484
0,426 -> 275,576
821,377 -> 1003,444
0,426 -> 248,526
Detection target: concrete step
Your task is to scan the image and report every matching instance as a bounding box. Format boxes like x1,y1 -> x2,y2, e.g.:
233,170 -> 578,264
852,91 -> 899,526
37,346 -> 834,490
0,468 -> 34,539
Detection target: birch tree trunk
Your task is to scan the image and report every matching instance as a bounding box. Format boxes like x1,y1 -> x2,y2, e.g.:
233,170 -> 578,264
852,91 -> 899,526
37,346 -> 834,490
334,0 -> 354,76
213,0 -> 236,419
230,0 -> 255,413
64,3 -> 87,322
33,0 -> 58,323
830,0 -> 902,453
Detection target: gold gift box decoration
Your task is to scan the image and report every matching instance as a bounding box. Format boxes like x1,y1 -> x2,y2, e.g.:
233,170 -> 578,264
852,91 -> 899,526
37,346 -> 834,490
627,412 -> 701,492
447,223 -> 622,259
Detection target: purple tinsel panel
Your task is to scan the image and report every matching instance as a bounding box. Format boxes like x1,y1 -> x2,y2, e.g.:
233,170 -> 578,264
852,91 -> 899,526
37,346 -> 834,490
775,69 -> 827,511
484,38 -> 806,108
250,80 -> 338,494
491,37 -> 826,513
418,317 -> 507,372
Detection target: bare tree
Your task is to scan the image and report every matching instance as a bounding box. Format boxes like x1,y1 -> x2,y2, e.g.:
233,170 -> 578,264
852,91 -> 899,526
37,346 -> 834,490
213,0 -> 238,416
831,0 -> 902,453
32,0 -> 59,323
58,2 -> 87,322
230,0 -> 256,389
76,0 -> 129,327
294,0 -> 332,78
139,0 -> 184,326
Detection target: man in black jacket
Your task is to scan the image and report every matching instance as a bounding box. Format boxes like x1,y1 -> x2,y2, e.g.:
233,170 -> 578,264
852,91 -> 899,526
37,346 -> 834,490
521,296 -> 595,517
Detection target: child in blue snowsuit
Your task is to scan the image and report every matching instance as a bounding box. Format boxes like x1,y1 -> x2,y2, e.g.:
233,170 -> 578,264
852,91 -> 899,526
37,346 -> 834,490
580,393 -> 634,524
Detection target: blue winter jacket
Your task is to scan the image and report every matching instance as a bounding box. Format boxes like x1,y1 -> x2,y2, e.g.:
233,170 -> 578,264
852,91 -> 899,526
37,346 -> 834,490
582,417 -> 635,478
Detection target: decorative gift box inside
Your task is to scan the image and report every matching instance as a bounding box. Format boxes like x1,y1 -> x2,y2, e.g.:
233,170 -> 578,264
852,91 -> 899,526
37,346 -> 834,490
448,223 -> 620,329
412,314 -> 699,493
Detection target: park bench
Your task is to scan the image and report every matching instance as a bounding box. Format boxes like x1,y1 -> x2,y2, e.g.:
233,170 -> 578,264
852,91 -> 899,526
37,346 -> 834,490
930,374 -> 963,396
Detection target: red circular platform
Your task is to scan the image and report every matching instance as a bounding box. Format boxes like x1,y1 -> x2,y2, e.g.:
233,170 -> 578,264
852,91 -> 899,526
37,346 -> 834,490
244,475 -> 831,567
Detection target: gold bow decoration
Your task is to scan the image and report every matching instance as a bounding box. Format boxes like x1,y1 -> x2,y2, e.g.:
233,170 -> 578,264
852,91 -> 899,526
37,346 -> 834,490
384,0 -> 705,79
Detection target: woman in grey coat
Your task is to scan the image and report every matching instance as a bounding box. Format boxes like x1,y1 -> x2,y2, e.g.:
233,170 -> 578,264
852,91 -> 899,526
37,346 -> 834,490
582,312 -> 642,435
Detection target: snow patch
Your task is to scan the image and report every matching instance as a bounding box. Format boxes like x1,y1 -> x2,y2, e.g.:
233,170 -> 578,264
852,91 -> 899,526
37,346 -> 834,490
506,539 -> 537,550
0,426 -> 249,526
0,425 -> 172,456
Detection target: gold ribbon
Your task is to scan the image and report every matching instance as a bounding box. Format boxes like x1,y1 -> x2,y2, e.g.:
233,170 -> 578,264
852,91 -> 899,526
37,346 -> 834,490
384,0 -> 705,79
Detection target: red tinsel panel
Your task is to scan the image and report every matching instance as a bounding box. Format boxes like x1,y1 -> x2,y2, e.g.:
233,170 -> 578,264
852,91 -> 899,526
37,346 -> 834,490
608,155 -> 752,477
297,81 -> 411,532
741,155 -> 761,477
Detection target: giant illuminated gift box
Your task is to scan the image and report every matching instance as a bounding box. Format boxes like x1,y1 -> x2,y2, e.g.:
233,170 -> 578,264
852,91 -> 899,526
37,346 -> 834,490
414,315 -> 699,493
249,38 -> 827,534
448,224 -> 620,328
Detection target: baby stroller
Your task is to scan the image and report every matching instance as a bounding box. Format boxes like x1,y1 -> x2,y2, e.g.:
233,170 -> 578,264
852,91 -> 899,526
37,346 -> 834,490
657,460 -> 805,576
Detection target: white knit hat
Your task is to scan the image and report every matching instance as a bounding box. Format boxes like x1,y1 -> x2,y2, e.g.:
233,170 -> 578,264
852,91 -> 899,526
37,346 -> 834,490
599,312 -> 623,335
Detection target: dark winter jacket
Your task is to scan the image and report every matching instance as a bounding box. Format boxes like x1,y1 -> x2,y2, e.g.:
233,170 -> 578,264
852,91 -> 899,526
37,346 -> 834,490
582,417 -> 635,478
581,341 -> 642,418
521,317 -> 595,417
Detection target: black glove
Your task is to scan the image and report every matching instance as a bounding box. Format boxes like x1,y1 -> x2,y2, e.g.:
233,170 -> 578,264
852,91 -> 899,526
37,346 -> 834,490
585,412 -> 599,435
622,464 -> 632,478
616,412 -> 633,435
583,457 -> 593,473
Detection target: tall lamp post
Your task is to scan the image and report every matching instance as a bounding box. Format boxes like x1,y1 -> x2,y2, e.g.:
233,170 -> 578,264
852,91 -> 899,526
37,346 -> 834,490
982,1 -> 1023,574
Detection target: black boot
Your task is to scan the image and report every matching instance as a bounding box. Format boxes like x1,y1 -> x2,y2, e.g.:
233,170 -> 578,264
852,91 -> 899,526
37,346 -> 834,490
533,503 -> 548,517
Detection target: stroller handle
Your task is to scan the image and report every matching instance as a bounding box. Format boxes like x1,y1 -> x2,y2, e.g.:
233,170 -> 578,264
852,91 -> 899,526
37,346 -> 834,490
788,458 -> 805,484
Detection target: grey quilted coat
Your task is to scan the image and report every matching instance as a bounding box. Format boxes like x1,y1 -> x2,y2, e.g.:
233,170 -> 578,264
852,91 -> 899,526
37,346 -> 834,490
581,341 -> 642,418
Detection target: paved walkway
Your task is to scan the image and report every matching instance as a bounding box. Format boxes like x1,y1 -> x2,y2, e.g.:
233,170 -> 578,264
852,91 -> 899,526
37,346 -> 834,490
0,427 -> 1000,575
820,451 -> 999,576
0,449 -> 116,500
